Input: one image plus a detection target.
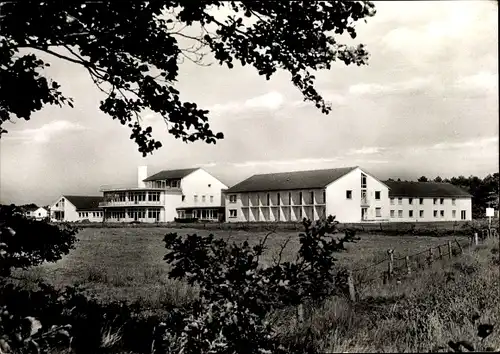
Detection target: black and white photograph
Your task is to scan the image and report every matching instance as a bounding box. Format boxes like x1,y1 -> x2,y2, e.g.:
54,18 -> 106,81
0,1 -> 498,353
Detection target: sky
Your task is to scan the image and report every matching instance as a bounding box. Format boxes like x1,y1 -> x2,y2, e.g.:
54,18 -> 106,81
0,1 -> 498,205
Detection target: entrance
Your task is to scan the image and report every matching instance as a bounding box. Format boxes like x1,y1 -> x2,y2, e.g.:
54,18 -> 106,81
361,207 -> 368,221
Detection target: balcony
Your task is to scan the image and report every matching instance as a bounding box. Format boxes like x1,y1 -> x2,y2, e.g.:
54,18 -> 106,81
361,197 -> 370,206
100,184 -> 180,192
99,200 -> 162,207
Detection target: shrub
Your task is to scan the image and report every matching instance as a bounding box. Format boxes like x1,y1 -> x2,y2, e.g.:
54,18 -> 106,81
159,216 -> 359,353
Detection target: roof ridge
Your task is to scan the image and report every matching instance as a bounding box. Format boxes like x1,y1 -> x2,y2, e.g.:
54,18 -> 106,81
248,166 -> 357,177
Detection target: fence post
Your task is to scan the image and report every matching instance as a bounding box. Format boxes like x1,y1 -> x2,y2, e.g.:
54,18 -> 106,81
474,232 -> 478,246
455,239 -> 463,254
438,245 -> 443,260
448,241 -> 452,259
387,249 -> 394,280
347,270 -> 356,302
405,256 -> 411,275
428,248 -> 433,265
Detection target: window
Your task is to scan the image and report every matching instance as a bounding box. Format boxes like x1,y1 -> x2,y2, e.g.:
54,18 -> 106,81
229,195 -> 237,203
409,198 -> 413,205
452,198 -> 456,206
420,210 -> 424,218
398,210 -> 403,218
182,195 -> 185,202
452,210 -> 456,218
390,210 -> 395,218
361,173 -> 367,188
210,195 -> 214,203
375,191 -> 381,200
390,198 -> 395,205
208,184 -> 211,187
433,198 -> 438,205
289,192 -> 292,205
409,210 -> 413,218
148,192 -> 160,202
277,193 -> 281,206
202,195 -> 206,202
346,190 -> 352,199
419,198 -> 424,205
78,213 -> 81,218
440,210 -> 444,217
266,193 -> 270,205
375,207 -> 381,217
229,209 -> 237,218
194,195 -> 198,202
440,198 -> 444,205
310,191 -> 314,204
461,210 -> 466,220
322,190 -> 326,204
398,197 -> 402,205
434,210 -> 438,218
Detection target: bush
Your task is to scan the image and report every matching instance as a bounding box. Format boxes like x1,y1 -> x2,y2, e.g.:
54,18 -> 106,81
159,216 -> 359,353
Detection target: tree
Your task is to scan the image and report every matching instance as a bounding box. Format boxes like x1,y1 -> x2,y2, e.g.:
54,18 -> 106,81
417,176 -> 428,182
434,176 -> 443,183
0,1 -> 376,156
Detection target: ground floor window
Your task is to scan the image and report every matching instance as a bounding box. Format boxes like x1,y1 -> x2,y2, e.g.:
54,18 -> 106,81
148,209 -> 160,220
375,207 -> 381,217
229,209 -> 237,218
461,210 -> 466,220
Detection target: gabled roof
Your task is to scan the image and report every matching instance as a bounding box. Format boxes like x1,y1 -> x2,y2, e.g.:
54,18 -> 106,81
384,181 -> 472,198
226,167 -> 357,193
63,195 -> 103,211
143,168 -> 199,182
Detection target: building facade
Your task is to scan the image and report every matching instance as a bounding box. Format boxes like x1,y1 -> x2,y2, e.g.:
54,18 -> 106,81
385,181 -> 472,222
224,167 -> 390,223
49,195 -> 103,222
100,167 -> 228,222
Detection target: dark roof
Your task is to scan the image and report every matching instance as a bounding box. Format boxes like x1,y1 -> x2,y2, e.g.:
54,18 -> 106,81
143,168 -> 199,182
63,195 -> 103,211
23,205 -> 39,212
226,167 -> 357,193
384,181 -> 472,198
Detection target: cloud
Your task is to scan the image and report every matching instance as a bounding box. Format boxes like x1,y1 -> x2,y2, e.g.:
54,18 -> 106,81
455,71 -> 498,92
348,76 -> 433,96
5,120 -> 87,143
232,157 -> 341,168
430,136 -> 498,150
207,91 -> 285,114
291,90 -> 346,107
347,146 -> 386,155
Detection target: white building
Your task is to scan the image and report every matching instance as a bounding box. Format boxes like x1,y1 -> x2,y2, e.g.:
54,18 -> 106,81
384,181 -> 472,222
224,166 -> 390,223
32,207 -> 48,220
49,195 -> 103,222
100,166 -> 228,222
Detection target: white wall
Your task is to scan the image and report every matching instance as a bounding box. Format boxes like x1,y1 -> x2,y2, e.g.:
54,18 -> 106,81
325,167 -> 390,223
164,193 -> 182,221
50,197 -> 79,222
34,207 -> 48,219
180,169 -> 228,208
388,196 -> 472,222
77,211 -> 103,222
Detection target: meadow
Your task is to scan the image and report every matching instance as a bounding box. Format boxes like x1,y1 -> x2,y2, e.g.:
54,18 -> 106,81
11,226 -> 499,352
14,226 -> 469,308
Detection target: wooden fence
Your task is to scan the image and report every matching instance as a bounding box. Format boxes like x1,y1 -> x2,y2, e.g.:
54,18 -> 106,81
295,227 -> 498,324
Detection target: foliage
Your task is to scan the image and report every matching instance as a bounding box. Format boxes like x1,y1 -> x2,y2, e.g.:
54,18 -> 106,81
0,204 -> 78,276
0,1 -> 376,155
160,216 -> 359,353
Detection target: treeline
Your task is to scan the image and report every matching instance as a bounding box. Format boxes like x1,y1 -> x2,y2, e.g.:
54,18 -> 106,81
388,173 -> 499,218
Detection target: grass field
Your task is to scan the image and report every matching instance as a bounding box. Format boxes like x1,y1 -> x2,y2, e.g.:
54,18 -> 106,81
14,226 -> 470,309
10,226 -> 499,352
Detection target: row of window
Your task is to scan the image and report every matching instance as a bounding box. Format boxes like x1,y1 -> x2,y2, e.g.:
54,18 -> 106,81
346,190 -> 381,200
229,206 -> 322,219
193,195 -> 214,203
78,212 -> 102,218
105,192 -> 161,202
106,209 -> 161,219
390,209 -> 466,219
390,197 -> 457,206
148,180 -> 181,188
229,191 -> 326,205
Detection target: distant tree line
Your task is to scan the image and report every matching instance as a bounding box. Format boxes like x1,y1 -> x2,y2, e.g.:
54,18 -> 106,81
388,173 -> 499,218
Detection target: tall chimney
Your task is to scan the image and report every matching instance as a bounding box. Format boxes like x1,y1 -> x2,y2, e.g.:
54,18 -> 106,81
137,166 -> 148,188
